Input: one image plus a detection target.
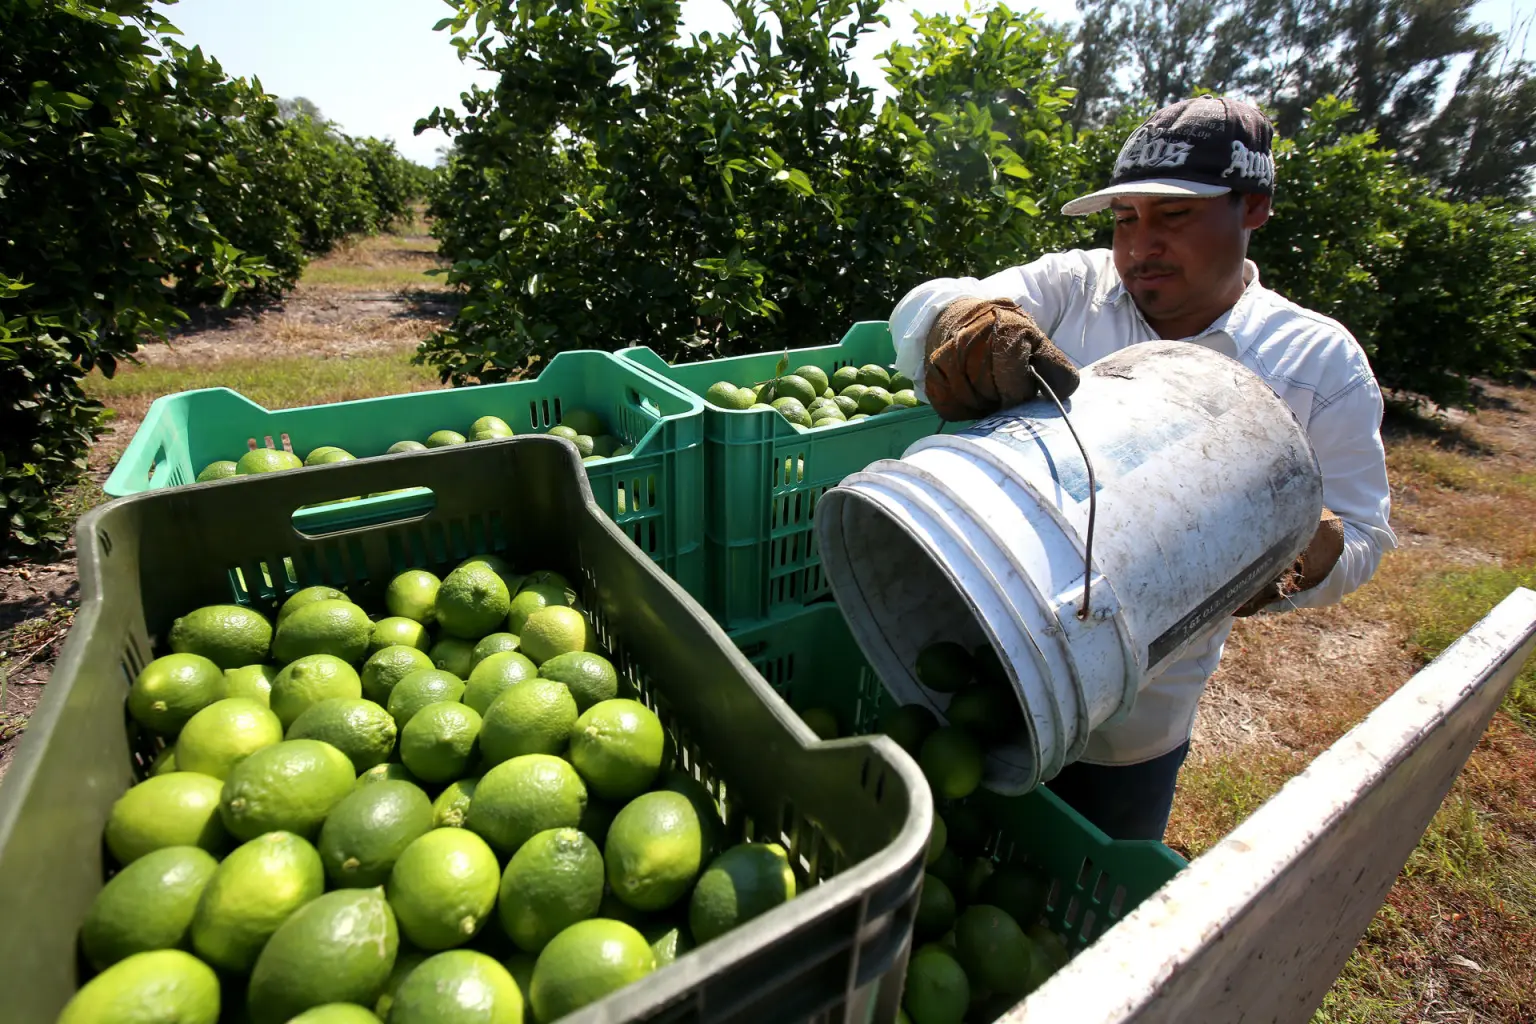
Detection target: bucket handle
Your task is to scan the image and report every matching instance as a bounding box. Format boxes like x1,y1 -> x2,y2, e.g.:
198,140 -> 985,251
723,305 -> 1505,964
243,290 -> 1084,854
1028,362 -> 1098,621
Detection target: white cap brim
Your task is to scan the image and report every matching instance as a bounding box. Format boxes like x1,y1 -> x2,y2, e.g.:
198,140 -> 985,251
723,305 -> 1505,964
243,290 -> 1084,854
1060,178 -> 1231,216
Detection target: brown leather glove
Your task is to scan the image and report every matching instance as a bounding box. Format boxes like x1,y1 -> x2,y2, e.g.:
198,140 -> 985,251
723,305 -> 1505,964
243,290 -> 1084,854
1233,508 -> 1347,617
923,298 -> 1081,422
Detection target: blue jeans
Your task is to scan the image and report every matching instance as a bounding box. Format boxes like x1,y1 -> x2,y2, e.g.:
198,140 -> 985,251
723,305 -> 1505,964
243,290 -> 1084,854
1044,741 -> 1190,841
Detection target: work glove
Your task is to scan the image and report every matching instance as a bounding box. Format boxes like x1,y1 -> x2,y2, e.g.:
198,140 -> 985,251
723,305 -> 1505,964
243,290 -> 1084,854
923,298 -> 1081,422
1233,508 -> 1346,617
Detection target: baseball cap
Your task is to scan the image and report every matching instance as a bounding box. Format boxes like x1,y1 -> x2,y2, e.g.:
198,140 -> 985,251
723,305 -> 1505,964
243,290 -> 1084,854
1061,96 -> 1276,216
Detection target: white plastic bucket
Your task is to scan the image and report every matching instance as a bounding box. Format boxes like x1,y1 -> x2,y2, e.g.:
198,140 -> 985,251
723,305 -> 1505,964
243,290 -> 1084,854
815,341 -> 1324,793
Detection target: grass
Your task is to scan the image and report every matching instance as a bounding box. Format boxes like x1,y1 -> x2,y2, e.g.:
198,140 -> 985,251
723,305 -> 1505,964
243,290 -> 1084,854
85,351 -> 440,412
300,264 -> 447,291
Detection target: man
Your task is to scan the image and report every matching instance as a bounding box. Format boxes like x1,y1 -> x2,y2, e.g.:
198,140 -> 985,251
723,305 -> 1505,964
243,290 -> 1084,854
889,96 -> 1397,841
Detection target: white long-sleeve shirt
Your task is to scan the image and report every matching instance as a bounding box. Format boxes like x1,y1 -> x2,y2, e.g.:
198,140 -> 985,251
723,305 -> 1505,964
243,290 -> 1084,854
890,248 -> 1397,766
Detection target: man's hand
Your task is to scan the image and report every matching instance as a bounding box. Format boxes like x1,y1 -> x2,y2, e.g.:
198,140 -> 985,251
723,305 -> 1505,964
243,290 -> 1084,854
923,298 -> 1081,422
1233,508 -> 1346,617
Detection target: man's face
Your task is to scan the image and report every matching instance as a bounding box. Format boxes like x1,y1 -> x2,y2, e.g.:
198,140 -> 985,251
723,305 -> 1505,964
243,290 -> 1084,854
1110,193 -> 1272,337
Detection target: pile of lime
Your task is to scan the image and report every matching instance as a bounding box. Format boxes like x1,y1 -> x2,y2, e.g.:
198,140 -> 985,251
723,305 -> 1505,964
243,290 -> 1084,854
703,362 -> 920,430
68,556 -> 799,1023
195,408 -> 628,484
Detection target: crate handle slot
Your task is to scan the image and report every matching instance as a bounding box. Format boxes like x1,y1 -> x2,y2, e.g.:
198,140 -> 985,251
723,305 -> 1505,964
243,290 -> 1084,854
289,487 -> 438,539
625,387 -> 661,419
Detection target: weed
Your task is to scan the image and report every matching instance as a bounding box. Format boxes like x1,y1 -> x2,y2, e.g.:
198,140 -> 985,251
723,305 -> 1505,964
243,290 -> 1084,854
84,351 -> 439,412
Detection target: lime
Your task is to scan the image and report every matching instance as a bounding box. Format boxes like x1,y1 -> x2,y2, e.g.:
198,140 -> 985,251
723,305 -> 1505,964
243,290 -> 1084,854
197,460 -> 239,482
219,739 -> 356,841
705,381 -> 755,410
370,616 -> 430,655
570,434 -> 596,457
812,417 -> 844,429
604,790 -> 704,912
319,780 -> 434,888
387,668 -> 466,729
915,873 -> 957,940
498,827 -> 605,953
522,570 -> 571,591
903,945 -> 969,1024
791,365 -> 829,394
530,918 -> 653,1021
430,636 -> 477,680
387,828 -> 501,950
169,604 -> 273,670
278,587 -> 349,626
589,435 -> 620,458
914,642 -> 976,692
964,855 -> 995,902
828,365 -> 858,390
798,707 -> 839,740
656,771 -> 724,859
1029,921 -> 1071,970
427,430 -> 467,447
848,413 -> 870,422
246,888 -> 399,1024
947,685 -> 1022,743
891,370 -> 915,391
857,386 -> 894,415
433,776 -> 479,828
175,698 -> 284,779
501,951 -> 535,1000
568,699 -> 665,801
225,664 -> 278,706
106,773 -> 228,864
388,440 -> 428,454
519,606 -> 593,665
833,394 -> 860,417
479,679 -> 578,765
388,949 -> 523,1024
471,632 -> 522,667
362,645 -> 435,704
471,415 -> 515,438
191,830 -> 325,972
954,904 -> 1032,996
928,814 -> 947,865
287,697 -> 398,772
688,842 -> 796,945
149,746 -> 177,776
237,448 -> 303,474
457,553 -> 522,591
356,762 -> 420,789
465,754 -> 587,858
928,847 -> 965,895
127,653 -> 227,736
774,374 -> 818,407
559,409 -> 606,436
374,949 -> 429,1020
289,1005 -> 383,1024
400,701 -> 483,783
919,727 -> 985,800
505,583 -> 573,634
536,652 -> 619,712
547,425 -> 579,442
271,654 -> 363,729
462,652 -> 539,717
978,865 -> 1049,929
80,846 -> 218,970
878,703 -> 939,756
839,382 -> 869,402
272,599 -> 373,665
856,364 -> 891,388
942,803 -> 989,857
386,570 -> 441,625
892,389 -> 920,408
771,396 -> 812,427
57,950 -> 219,1024
437,563 -> 513,640
306,448 -> 355,466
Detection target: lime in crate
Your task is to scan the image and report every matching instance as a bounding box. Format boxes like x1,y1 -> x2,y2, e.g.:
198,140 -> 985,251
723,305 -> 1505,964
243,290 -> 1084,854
103,349 -> 706,603
620,322 -> 970,628
730,602 -> 1185,1017
0,438 -> 929,1024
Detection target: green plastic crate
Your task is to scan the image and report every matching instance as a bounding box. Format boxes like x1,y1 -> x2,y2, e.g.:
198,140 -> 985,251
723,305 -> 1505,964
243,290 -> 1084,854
0,438 -> 930,1024
729,602 -> 1186,955
102,349 -> 707,603
621,324 -> 969,628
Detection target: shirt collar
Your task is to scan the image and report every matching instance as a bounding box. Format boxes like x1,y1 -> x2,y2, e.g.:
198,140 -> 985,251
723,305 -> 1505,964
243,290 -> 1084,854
1107,259 -> 1266,353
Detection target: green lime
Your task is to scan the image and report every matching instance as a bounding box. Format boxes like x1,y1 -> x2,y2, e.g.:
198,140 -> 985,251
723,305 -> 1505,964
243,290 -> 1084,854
892,370 -> 915,391
271,654 -> 364,729
839,382 -> 869,402
169,604 -> 273,670
149,746 -> 177,776
370,617 -> 430,655
915,873 -> 957,940
589,435 -> 621,457
127,653 -> 227,736
190,830 -> 325,972
501,951 -> 534,1000
219,739 -> 356,841
498,827 -> 605,953
954,904 -> 1032,996
237,448 -> 303,474
812,417 -> 845,429
318,780 -> 434,888
386,570 -> 441,625
197,460 -> 239,482
848,413 -> 870,421
387,828 -> 501,950
400,701 -> 483,783
479,679 -> 578,765
559,409 -> 606,436
427,430 -> 467,447
429,636 -> 477,680
287,697 -> 398,772
928,814 -> 947,865
246,888 -> 399,1024
373,949 -> 429,1020
387,669 -> 466,729
547,425 -> 579,441
388,440 -> 428,454
604,790 -> 704,912
705,381 -> 755,410
892,389 -> 919,408
361,645 -> 435,704
272,599 -> 373,665
903,945 -> 969,1024
307,448 -> 356,466
175,698 -> 284,779
388,949 -> 523,1024
471,632 -> 522,668
942,803 -> 989,857
518,606 -> 593,665
224,664 -> 278,706
964,855 -> 995,902
774,374 -> 818,406
568,699 -> 665,801
914,642 -> 976,693
505,583 -> 574,634
437,563 -> 514,640
57,950 -> 219,1024
80,846 -> 218,971
570,434 -> 596,457
879,703 -> 940,756
947,685 -> 1022,743
771,396 -> 812,427
457,553 -> 522,590
919,727 -> 985,800
791,365 -> 829,394
833,394 -> 860,417
106,773 -> 228,864
688,842 -> 796,945
465,754 -> 587,858
656,771 -> 724,859
928,847 -> 964,895
471,415 -> 515,438
537,652 -> 619,712
856,363 -> 891,388
798,707 -> 839,740
356,762 -> 420,789
857,386 -> 894,415
979,865 -> 1050,930
278,587 -> 349,626
530,919 -> 654,1021
1029,921 -> 1071,970
432,776 -> 479,828
289,1005 -> 383,1024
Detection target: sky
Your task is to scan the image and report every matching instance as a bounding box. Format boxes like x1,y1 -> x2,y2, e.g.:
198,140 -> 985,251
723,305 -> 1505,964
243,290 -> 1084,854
165,0 -> 1534,167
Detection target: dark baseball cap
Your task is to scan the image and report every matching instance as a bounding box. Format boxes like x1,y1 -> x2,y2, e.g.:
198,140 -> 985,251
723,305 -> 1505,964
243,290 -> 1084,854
1061,96 -> 1276,216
